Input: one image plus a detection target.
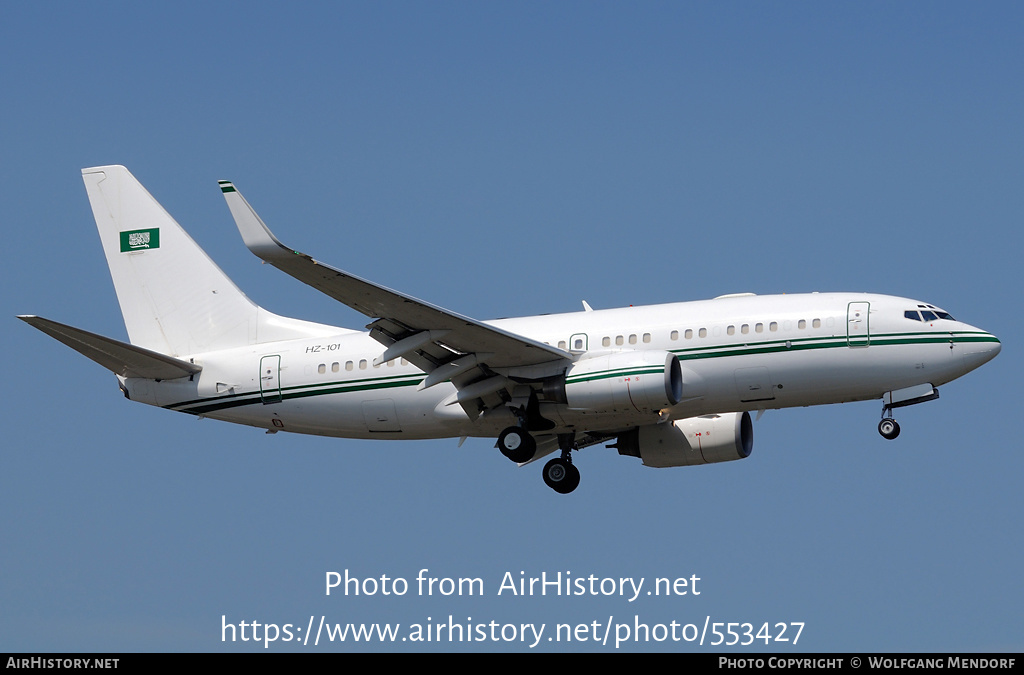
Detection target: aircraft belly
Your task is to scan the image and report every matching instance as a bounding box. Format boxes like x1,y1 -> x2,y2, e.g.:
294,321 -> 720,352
195,385 -> 464,440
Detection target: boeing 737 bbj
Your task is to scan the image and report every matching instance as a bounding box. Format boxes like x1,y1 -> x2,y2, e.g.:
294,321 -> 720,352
19,166 -> 1001,493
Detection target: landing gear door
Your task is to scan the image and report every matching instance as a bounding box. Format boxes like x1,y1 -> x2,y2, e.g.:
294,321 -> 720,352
734,366 -> 776,403
847,302 -> 870,347
363,399 -> 402,432
259,355 -> 283,404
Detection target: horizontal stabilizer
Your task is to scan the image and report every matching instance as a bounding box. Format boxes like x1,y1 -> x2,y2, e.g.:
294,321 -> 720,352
18,316 -> 202,380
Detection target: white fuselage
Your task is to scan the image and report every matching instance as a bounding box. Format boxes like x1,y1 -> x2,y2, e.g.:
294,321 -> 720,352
121,292 -> 1000,441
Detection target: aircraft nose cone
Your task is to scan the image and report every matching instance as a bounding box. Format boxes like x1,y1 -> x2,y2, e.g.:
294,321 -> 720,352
961,331 -> 1000,372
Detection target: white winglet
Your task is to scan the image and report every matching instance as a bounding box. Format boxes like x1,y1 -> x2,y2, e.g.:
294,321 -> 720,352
218,180 -> 294,260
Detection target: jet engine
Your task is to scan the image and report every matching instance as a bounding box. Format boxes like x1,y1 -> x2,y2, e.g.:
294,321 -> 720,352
613,411 -> 753,468
555,350 -> 683,414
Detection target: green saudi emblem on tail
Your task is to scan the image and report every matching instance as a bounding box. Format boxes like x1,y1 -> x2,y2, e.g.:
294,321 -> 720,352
120,228 -> 160,252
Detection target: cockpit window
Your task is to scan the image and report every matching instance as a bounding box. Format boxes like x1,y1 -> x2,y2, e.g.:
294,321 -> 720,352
907,307 -> 955,322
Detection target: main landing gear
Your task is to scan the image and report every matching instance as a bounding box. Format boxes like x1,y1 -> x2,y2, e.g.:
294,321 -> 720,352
496,427 -> 581,494
497,426 -> 536,463
543,434 -> 581,494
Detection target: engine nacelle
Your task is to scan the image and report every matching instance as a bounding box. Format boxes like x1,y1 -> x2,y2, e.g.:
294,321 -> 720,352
614,412 -> 753,468
562,350 -> 682,414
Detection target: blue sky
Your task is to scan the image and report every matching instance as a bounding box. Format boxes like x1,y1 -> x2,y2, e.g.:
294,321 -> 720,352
2,2 -> 1021,652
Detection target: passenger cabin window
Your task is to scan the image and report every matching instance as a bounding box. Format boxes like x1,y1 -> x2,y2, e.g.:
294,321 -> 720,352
615,336 -> 624,346
670,330 -> 678,341
813,318 -> 821,328
684,329 -> 693,339
602,337 -> 611,347
643,333 -> 651,343
698,328 -> 707,338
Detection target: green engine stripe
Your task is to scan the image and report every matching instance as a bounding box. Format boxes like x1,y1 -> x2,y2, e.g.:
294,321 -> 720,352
565,366 -> 664,385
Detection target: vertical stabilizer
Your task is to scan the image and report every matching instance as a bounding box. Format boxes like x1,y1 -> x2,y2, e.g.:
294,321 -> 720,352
82,165 -> 341,356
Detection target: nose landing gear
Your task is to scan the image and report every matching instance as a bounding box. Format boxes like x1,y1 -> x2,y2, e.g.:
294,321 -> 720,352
877,385 -> 940,440
878,417 -> 901,440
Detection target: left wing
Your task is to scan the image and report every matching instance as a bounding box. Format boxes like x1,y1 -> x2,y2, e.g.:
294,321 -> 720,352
219,180 -> 571,415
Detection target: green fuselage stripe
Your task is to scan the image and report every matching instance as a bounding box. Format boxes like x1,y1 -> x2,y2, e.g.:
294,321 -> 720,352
671,331 -> 996,361
169,373 -> 424,415
166,330 -> 997,415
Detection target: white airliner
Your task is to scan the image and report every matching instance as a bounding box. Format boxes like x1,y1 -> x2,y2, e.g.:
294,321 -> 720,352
20,166 -> 1001,493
